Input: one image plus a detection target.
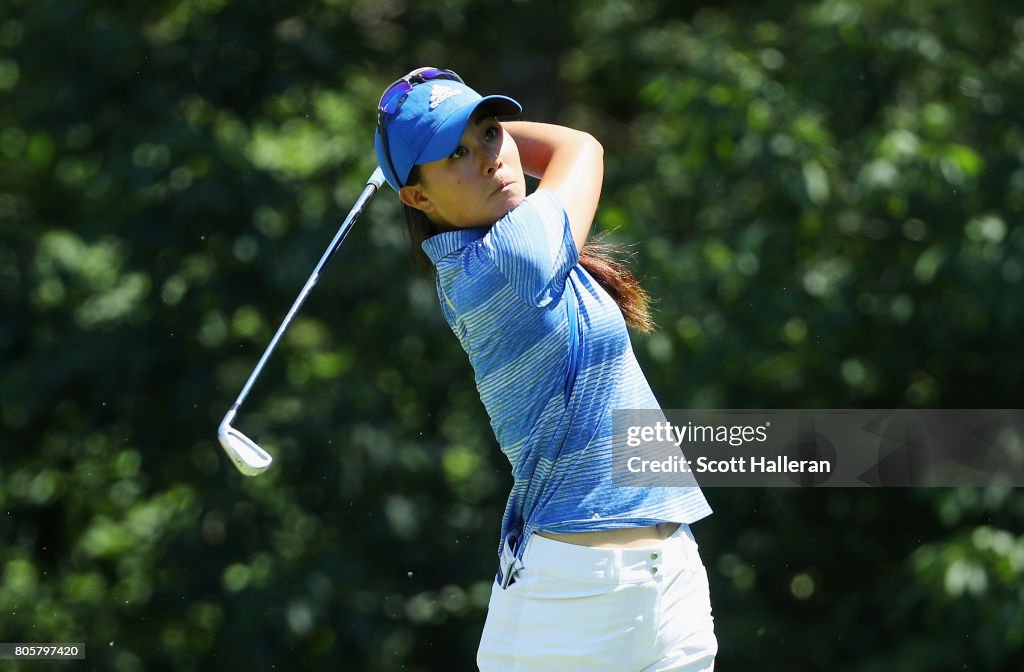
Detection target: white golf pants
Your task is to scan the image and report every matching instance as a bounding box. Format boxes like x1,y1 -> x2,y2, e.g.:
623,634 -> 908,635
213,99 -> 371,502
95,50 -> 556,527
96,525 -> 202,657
477,523 -> 717,671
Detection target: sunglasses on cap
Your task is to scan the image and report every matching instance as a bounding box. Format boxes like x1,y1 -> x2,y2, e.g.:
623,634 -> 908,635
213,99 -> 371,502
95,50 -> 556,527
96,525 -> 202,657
376,67 -> 465,188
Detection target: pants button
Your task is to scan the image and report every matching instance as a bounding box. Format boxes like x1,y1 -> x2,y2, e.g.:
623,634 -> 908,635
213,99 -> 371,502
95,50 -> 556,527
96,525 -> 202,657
651,566 -> 658,575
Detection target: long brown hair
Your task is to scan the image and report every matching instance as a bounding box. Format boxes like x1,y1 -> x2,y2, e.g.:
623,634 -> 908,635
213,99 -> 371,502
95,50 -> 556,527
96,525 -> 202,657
402,168 -> 655,333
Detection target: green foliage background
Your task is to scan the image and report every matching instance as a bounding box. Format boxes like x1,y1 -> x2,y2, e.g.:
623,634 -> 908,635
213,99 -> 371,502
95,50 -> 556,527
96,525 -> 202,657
2,0 -> 1022,669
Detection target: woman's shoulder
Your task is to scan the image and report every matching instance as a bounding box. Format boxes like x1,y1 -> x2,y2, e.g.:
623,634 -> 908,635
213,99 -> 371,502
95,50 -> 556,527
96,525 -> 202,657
506,189 -> 566,220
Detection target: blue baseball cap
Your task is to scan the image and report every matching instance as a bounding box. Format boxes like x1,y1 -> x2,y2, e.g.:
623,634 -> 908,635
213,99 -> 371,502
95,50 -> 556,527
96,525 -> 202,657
375,78 -> 522,191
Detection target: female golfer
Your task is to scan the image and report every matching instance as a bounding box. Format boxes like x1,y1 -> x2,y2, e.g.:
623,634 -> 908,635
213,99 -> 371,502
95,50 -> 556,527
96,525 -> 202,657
374,67 -> 717,671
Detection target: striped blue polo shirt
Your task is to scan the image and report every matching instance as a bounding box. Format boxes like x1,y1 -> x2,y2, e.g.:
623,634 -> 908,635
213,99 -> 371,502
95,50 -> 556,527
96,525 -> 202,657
422,190 -> 712,565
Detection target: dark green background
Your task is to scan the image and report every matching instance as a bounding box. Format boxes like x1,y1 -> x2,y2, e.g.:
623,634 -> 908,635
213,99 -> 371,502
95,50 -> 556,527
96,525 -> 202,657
2,0 -> 1022,669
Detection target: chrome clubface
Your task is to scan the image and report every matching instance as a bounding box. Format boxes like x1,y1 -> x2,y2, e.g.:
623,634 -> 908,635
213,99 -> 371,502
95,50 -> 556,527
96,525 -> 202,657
218,415 -> 273,476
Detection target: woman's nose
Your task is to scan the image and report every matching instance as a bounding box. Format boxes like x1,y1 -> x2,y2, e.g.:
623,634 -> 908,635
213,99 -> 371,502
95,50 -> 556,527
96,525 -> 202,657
483,148 -> 500,174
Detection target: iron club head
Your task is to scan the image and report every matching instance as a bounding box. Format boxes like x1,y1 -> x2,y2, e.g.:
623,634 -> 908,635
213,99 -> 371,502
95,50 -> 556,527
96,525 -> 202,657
218,412 -> 273,476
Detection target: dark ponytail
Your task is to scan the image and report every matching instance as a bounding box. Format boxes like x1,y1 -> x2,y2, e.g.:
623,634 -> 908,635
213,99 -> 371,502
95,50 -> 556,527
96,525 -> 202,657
577,237 -> 655,333
402,168 -> 655,333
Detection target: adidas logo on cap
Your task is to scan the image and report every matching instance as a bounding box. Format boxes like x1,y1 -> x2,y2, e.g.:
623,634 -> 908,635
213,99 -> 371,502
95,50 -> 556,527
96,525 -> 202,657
428,84 -> 462,110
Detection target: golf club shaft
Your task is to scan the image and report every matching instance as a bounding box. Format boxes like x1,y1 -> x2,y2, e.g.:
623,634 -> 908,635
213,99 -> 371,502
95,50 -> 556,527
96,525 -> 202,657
227,167 -> 386,415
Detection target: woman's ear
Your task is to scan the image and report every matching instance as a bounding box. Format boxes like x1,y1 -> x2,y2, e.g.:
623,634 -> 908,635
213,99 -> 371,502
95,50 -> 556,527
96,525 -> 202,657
399,184 -> 434,213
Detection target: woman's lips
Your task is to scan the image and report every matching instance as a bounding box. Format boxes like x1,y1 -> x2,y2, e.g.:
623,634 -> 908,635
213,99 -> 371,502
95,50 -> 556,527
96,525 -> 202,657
492,179 -> 513,196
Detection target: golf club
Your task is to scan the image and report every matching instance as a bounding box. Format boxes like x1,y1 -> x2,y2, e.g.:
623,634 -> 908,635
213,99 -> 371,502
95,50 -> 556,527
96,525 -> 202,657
217,167 -> 387,476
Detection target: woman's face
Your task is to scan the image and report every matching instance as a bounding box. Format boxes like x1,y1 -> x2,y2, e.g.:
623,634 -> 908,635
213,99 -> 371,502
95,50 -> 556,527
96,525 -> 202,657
399,109 -> 526,230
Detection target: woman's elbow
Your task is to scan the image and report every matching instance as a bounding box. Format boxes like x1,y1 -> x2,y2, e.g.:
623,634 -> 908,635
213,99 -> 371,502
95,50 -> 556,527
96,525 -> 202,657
581,132 -> 604,160
575,132 -> 604,174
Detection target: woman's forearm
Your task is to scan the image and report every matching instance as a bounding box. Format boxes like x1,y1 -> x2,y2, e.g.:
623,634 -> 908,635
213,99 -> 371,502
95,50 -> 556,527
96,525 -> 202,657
503,121 -> 603,180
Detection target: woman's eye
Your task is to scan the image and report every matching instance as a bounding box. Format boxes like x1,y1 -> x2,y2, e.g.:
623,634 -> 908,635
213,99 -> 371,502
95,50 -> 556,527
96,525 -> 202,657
450,146 -> 468,159
484,127 -> 498,141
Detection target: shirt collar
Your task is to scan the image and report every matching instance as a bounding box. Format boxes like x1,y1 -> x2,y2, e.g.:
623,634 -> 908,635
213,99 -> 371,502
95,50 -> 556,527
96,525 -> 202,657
421,228 -> 486,265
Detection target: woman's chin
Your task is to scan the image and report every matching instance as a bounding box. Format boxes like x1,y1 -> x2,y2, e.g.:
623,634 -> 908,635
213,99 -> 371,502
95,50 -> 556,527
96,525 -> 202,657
495,191 -> 526,217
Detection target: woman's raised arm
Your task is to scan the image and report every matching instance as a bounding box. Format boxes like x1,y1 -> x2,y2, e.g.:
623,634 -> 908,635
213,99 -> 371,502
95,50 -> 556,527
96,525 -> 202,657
503,121 -> 604,252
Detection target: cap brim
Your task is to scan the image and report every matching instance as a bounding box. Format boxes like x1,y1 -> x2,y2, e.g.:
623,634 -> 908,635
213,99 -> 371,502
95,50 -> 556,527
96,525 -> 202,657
416,95 -> 523,165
